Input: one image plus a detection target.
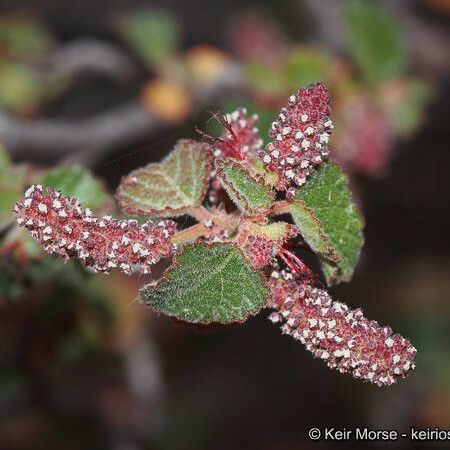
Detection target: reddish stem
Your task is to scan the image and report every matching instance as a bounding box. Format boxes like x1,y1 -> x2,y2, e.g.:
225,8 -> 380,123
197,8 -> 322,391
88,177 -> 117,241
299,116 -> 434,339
279,248 -> 316,283
196,112 -> 244,161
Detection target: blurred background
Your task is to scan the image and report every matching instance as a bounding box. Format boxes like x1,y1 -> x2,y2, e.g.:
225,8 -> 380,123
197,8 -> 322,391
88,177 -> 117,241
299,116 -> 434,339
0,0 -> 449,449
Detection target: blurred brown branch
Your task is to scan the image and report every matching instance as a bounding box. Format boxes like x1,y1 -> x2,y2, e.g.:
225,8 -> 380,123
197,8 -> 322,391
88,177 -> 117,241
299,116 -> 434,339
47,38 -> 140,83
0,62 -> 243,166
306,0 -> 450,77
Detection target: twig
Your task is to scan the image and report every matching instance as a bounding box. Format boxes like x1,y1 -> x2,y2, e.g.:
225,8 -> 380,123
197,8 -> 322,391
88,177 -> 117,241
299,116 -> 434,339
46,38 -> 139,83
0,62 -> 244,166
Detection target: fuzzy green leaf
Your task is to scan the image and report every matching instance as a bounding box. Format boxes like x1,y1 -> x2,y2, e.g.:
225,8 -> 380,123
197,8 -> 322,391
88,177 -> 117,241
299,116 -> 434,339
42,166 -> 108,212
141,243 -> 268,324
292,163 -> 364,285
345,1 -> 406,85
217,160 -> 274,215
291,201 -> 338,261
116,140 -> 212,217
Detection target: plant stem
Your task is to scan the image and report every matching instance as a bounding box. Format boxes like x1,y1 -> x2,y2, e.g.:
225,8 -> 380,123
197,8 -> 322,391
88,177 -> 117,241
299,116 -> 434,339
171,223 -> 207,245
189,206 -> 212,223
270,200 -> 292,216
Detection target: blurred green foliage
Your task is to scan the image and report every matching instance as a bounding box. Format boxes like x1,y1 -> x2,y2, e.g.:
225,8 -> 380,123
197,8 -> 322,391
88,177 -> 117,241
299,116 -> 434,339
0,146 -> 30,231
395,80 -> 432,136
0,61 -> 69,114
114,9 -> 180,66
42,166 -> 109,212
284,48 -> 329,90
345,0 -> 406,85
0,61 -> 43,112
0,15 -> 52,59
246,62 -> 285,96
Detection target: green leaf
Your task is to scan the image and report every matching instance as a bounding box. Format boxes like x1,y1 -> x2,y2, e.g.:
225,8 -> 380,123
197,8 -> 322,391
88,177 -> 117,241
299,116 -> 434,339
345,0 -> 406,85
116,139 -> 212,217
41,166 -> 108,212
291,202 -> 338,261
292,163 -> 364,285
114,9 -> 179,66
284,47 -> 329,90
217,160 -> 274,215
141,243 -> 268,323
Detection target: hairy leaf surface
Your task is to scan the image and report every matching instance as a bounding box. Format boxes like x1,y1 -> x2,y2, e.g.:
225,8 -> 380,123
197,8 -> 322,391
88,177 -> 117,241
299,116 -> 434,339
292,163 -> 363,285
117,139 -> 212,217
217,160 -> 274,215
141,243 -> 268,323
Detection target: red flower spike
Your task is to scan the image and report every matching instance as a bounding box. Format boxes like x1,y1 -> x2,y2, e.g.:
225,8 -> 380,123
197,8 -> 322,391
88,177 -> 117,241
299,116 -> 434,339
14,185 -> 177,274
278,247 -> 316,283
244,235 -> 277,268
241,224 -> 299,269
259,82 -> 333,194
213,108 -> 263,161
268,270 -> 416,386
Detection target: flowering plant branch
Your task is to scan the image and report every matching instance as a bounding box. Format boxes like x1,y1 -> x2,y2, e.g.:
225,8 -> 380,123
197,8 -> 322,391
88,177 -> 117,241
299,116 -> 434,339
15,82 -> 416,386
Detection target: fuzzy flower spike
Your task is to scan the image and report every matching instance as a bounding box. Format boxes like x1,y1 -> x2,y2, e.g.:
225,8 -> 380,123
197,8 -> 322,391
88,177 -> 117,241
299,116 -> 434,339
199,108 -> 263,162
268,270 -> 417,386
14,185 -> 177,274
258,82 -> 333,197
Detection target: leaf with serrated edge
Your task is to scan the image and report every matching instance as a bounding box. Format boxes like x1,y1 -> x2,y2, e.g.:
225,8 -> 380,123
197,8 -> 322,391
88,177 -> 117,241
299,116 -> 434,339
245,222 -> 292,241
117,139 -> 212,217
291,200 -> 339,262
292,163 -> 364,285
217,160 -> 274,215
141,243 -> 268,324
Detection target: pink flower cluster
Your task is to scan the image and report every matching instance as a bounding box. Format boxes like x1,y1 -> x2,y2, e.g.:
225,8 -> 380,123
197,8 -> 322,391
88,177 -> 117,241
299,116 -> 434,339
243,226 -> 299,269
244,235 -> 276,268
14,185 -> 177,274
214,108 -> 263,161
258,82 -> 333,197
268,270 -> 416,386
